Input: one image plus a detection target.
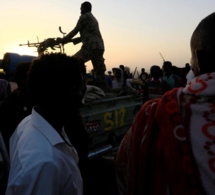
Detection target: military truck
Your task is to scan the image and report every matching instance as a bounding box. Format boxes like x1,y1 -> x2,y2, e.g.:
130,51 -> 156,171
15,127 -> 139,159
1,35 -> 143,159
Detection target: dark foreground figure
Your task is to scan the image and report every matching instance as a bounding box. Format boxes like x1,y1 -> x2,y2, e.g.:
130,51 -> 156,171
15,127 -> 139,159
116,12 -> 215,195
6,53 -> 85,195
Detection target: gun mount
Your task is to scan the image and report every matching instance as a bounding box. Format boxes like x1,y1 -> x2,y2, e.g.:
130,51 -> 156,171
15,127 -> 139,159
19,37 -> 63,56
19,26 -> 70,56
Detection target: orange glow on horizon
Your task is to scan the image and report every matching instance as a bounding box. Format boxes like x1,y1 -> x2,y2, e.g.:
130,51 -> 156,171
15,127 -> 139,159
7,46 -> 38,57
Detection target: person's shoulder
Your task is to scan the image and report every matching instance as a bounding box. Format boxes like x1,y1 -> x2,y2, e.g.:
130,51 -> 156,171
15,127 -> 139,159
161,87 -> 181,100
141,98 -> 160,112
15,114 -> 31,129
13,125 -> 57,167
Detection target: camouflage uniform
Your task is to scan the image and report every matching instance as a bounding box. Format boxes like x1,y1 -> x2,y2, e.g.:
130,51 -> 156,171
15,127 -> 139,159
63,12 -> 106,90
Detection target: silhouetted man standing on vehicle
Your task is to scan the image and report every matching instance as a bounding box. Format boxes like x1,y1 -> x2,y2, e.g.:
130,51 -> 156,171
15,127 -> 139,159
57,1 -> 107,91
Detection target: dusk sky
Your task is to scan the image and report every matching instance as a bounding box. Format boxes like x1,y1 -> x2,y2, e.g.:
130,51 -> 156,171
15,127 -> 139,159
1,0 -> 215,74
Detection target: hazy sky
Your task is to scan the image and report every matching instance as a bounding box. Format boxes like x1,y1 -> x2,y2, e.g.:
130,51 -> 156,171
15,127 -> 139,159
1,0 -> 215,73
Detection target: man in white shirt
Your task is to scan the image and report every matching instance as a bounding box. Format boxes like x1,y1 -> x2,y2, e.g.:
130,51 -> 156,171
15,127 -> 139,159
6,53 -> 86,195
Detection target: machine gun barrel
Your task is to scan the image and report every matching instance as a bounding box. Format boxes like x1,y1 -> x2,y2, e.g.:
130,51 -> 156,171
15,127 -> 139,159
19,41 -> 41,47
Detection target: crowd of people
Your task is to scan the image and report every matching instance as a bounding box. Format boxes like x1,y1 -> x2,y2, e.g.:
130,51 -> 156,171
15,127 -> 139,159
0,2 -> 215,195
142,61 -> 191,102
85,61 -> 191,104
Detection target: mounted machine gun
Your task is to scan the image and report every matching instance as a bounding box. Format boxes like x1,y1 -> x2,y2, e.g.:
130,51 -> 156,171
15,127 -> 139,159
19,27 -> 81,56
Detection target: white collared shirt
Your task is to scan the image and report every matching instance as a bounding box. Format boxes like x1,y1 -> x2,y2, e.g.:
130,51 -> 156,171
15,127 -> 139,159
6,108 -> 83,195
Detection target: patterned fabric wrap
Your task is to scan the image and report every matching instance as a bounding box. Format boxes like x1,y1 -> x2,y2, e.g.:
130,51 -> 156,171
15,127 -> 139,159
115,72 -> 215,195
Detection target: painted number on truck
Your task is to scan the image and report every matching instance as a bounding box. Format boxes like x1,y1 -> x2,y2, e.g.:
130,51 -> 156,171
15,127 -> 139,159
104,108 -> 126,131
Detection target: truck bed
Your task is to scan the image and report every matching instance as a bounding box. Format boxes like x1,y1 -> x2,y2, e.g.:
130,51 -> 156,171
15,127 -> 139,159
80,92 -> 143,158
